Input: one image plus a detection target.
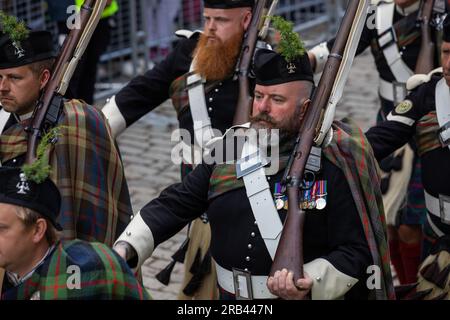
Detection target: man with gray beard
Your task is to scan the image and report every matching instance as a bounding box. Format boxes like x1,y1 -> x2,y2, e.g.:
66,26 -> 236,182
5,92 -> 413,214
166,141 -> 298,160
113,48 -> 393,300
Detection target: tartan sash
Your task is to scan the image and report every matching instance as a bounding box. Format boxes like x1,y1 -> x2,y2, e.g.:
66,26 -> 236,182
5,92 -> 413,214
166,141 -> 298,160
415,111 -> 442,156
1,240 -> 150,300
0,100 -> 133,246
324,118 -> 394,300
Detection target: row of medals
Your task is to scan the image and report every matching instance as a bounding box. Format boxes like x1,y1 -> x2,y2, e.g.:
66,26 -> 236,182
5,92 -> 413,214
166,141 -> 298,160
274,183 -> 327,211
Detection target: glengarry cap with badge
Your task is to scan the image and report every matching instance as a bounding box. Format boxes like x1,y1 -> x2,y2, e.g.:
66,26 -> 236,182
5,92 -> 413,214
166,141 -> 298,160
0,128 -> 63,230
0,11 -> 55,69
0,167 -> 62,231
444,13 -> 450,42
203,0 -> 254,9
253,16 -> 314,86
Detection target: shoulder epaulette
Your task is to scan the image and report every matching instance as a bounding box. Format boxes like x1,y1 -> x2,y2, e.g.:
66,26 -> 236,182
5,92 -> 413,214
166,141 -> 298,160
175,29 -> 202,39
406,67 -> 443,91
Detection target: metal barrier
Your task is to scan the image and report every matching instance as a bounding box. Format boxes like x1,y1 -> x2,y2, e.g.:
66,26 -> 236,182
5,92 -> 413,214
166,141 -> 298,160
1,0 -> 346,101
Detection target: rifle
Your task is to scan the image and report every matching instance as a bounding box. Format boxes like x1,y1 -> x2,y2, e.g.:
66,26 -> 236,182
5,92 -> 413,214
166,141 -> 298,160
269,0 -> 370,283
232,0 -> 270,125
415,0 -> 436,74
25,0 -> 108,164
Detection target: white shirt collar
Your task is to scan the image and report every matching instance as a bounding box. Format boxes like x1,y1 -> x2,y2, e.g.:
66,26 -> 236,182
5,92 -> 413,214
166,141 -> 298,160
6,245 -> 56,287
396,1 -> 421,16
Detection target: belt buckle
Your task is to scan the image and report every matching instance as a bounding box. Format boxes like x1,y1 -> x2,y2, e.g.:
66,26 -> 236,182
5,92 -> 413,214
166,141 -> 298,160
437,121 -> 450,148
232,268 -> 253,300
438,194 -> 450,225
392,81 -> 407,106
378,26 -> 397,50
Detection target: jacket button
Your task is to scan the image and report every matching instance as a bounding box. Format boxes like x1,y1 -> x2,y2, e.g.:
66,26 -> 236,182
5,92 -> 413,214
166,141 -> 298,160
245,256 -> 251,261
126,231 -> 131,236
247,244 -> 252,249
251,232 -> 256,237
209,97 -> 213,102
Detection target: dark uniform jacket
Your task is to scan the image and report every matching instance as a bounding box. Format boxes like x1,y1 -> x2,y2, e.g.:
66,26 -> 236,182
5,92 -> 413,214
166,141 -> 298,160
326,4 -> 439,85
366,75 -> 450,236
138,155 -> 373,299
114,34 -> 240,143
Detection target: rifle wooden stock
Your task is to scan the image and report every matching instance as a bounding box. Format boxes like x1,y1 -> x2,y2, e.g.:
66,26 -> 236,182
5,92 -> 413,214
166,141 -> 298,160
269,0 -> 361,284
416,0 -> 435,74
232,0 -> 267,125
25,0 -> 100,164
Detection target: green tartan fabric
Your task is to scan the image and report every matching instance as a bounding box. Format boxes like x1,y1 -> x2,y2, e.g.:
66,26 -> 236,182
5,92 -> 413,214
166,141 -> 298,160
0,100 -> 133,246
169,72 -> 192,116
208,119 -> 394,299
324,118 -> 394,300
1,240 -> 150,300
415,111 -> 442,156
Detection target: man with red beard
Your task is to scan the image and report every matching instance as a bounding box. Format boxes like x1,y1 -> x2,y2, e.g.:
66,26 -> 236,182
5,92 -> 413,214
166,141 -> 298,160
103,0 -> 254,299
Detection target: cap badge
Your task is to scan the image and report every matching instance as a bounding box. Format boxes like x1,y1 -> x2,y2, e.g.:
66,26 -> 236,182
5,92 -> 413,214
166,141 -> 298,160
287,62 -> 296,74
12,41 -> 25,59
16,173 -> 30,195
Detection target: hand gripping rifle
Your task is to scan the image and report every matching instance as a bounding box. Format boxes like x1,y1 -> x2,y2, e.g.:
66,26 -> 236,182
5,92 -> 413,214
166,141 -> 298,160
25,0 -> 108,164
232,0 -> 278,125
269,0 -> 370,284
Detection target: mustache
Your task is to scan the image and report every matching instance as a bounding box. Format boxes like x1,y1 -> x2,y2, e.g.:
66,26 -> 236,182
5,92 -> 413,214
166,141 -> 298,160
249,113 -> 277,126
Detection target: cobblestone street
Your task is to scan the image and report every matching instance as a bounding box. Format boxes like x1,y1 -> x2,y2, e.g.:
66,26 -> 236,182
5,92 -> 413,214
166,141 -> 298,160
116,49 -> 380,299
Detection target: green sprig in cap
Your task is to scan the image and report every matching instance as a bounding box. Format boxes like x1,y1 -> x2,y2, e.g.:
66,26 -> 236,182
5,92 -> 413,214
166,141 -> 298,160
22,126 -> 64,184
270,15 -> 306,63
0,11 -> 29,50
254,16 -> 313,86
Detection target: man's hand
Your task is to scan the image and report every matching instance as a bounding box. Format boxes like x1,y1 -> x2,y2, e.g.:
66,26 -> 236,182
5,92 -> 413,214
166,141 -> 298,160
267,269 -> 313,300
113,241 -> 136,262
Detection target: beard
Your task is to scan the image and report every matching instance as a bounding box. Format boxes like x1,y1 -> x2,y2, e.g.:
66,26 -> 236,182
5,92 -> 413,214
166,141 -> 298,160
193,29 -> 244,81
249,108 -> 303,142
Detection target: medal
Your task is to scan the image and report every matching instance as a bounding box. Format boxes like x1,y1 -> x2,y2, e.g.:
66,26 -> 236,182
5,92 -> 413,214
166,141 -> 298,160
316,197 -> 326,210
276,198 -> 285,210
308,201 -> 316,209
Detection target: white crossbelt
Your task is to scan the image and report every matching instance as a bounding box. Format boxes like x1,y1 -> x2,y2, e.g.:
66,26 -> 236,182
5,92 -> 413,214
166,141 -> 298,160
379,78 -> 407,103
435,78 -> 450,150
239,140 -> 283,260
376,3 -> 413,101
424,189 -> 450,223
0,107 -> 10,134
187,73 -> 216,147
215,262 -> 276,299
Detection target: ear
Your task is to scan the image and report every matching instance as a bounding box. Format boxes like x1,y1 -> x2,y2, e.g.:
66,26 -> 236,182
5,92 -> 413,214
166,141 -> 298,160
39,69 -> 51,90
242,10 -> 252,30
299,99 -> 311,119
32,218 -> 48,244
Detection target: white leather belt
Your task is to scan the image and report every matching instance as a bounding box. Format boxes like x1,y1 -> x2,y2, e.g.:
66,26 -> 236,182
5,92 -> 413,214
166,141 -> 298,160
379,78 -> 407,103
215,262 -> 276,300
424,189 -> 450,224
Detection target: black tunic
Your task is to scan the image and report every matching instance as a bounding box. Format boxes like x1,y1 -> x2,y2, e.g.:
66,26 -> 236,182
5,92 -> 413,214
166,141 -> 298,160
138,157 -> 373,299
114,34 -> 239,141
366,75 -> 450,235
326,6 -> 439,84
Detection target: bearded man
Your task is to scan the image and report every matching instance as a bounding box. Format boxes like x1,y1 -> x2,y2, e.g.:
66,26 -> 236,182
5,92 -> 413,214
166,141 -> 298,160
102,0 -> 255,299
113,48 -> 394,300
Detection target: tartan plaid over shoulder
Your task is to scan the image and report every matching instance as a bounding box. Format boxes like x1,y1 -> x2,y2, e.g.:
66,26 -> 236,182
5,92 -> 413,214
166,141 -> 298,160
324,118 -> 395,300
1,240 -> 150,300
0,99 -> 133,246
